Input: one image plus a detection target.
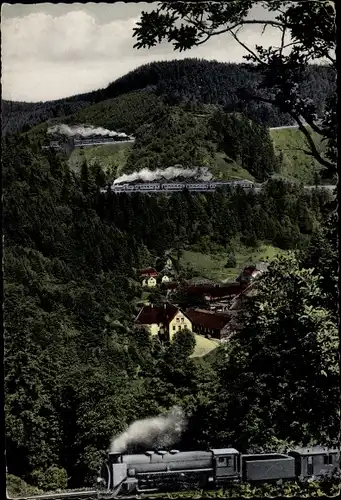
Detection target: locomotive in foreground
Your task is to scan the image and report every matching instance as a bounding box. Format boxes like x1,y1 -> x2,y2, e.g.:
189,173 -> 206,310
98,446 -> 340,496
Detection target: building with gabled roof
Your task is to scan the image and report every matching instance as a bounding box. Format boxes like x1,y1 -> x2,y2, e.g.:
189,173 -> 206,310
142,276 -> 157,288
185,308 -> 231,340
236,261 -> 269,284
134,303 -> 193,341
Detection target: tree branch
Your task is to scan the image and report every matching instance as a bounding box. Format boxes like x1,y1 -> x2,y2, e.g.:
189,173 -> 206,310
230,30 -> 266,66
192,18 -> 285,46
292,115 -> 334,171
279,21 -> 287,57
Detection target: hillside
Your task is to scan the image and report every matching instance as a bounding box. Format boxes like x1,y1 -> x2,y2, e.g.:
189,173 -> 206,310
177,243 -> 288,282
3,58 -> 333,185
270,127 -> 326,184
2,58 -> 334,136
68,142 -> 133,178
63,95 -> 323,184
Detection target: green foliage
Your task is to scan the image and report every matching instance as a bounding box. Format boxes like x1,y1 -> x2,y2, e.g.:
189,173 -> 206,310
208,252 -> 339,450
64,92 -> 165,136
6,474 -> 44,497
210,110 -> 280,181
299,210 -> 338,313
171,328 -> 196,359
68,142 -> 132,180
125,103 -> 216,173
225,252 -> 236,268
30,466 -> 68,492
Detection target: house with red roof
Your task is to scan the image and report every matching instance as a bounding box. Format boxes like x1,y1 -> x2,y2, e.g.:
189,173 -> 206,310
236,262 -> 269,284
185,308 -> 232,340
140,267 -> 159,288
134,303 -> 193,341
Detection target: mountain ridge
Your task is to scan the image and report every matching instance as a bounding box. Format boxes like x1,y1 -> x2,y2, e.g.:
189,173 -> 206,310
2,58 -> 334,136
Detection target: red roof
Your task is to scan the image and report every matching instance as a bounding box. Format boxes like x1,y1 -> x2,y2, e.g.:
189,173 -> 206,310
135,303 -> 179,326
185,309 -> 231,331
140,267 -> 158,277
185,283 -> 245,298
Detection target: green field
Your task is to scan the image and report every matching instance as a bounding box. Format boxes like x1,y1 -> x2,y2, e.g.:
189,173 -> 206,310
190,335 -> 219,358
179,243 -> 287,282
210,152 -> 255,181
270,126 -> 324,184
67,142 -> 133,177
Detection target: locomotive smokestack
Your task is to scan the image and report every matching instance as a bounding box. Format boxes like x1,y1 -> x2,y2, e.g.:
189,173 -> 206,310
109,451 -> 122,464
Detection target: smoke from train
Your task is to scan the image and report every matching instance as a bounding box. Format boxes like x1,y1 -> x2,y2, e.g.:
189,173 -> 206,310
47,124 -> 130,139
110,406 -> 187,453
114,166 -> 212,185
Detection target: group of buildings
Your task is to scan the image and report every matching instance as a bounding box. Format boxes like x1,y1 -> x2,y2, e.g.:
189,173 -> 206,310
135,258 -> 268,344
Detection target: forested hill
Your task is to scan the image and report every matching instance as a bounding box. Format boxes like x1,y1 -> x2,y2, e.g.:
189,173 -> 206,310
2,58 -> 335,136
3,132 -> 337,490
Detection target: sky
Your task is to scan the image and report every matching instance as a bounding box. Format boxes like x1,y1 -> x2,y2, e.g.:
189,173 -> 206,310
2,2 -> 285,103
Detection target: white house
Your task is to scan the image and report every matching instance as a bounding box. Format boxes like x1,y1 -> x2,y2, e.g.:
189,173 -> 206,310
142,277 -> 157,288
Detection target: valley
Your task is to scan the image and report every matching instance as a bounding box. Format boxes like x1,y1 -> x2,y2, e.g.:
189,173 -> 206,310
2,47 -> 338,499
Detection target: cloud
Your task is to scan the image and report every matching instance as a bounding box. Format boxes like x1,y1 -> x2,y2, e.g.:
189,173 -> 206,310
1,6 -> 285,102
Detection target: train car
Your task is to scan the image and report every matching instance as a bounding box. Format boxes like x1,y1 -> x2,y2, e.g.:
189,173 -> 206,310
288,447 -> 340,481
212,181 -> 235,189
161,183 -> 185,191
137,183 -> 161,191
97,446 -> 340,496
185,183 -> 209,190
119,184 -> 135,191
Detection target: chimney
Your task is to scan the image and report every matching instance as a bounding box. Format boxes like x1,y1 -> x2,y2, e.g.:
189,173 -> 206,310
108,451 -> 122,464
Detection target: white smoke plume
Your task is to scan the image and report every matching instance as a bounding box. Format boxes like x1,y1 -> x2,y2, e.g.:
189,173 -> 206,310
110,406 -> 187,453
113,166 -> 212,184
47,124 -> 129,138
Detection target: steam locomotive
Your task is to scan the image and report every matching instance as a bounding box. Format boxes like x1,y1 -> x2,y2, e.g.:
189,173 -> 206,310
98,446 -> 340,496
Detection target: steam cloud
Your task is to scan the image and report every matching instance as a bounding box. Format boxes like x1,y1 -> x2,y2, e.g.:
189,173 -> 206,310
47,124 -> 130,139
110,406 -> 187,453
113,166 -> 212,185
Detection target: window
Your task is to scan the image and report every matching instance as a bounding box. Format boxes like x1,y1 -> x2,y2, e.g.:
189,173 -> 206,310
218,457 -> 232,467
181,317 -> 184,323
173,326 -> 176,331
324,455 -> 333,465
176,317 -> 180,322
